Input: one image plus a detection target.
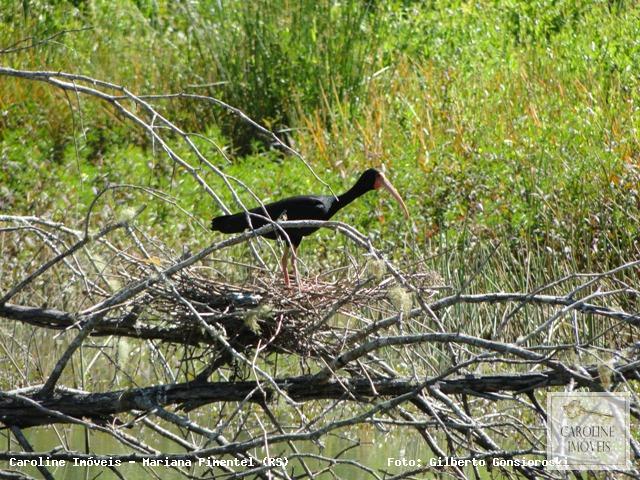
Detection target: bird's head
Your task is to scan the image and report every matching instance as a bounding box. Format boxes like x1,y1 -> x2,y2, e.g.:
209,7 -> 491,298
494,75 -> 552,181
361,168 -> 410,218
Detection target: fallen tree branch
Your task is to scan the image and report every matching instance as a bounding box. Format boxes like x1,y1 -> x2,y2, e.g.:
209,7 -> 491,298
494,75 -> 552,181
2,361 -> 638,428
2,288 -> 637,347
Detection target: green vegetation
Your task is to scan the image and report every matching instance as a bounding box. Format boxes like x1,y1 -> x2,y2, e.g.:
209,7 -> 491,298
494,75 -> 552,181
1,0 -> 639,279
2,3 -> 639,476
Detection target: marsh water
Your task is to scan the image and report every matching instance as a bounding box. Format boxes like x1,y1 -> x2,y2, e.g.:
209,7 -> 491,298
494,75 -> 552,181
11,424 -> 441,479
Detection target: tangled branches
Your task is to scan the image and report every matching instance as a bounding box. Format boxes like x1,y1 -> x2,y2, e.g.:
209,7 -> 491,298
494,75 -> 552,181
1,211 -> 639,480
1,67 -> 639,480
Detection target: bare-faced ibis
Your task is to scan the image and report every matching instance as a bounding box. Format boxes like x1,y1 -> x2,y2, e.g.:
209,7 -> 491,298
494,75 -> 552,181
211,168 -> 409,286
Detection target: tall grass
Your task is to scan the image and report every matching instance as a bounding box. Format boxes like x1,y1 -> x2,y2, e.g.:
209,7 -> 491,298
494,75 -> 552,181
180,0 -> 383,152
1,0 -> 639,287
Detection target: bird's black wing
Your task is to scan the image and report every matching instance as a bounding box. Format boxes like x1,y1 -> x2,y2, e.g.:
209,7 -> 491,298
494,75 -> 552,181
273,195 -> 332,221
211,196 -> 331,233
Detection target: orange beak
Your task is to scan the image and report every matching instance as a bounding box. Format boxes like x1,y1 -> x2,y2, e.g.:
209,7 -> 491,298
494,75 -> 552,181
374,173 -> 410,218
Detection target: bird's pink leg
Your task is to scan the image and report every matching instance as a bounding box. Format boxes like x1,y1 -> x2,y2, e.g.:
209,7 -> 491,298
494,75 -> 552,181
291,245 -> 302,289
281,245 -> 290,287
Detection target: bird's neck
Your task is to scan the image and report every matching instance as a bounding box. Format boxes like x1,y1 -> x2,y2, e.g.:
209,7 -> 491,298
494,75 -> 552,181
329,182 -> 370,217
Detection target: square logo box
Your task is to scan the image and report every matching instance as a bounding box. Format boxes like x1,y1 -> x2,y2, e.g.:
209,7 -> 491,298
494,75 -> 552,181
547,392 -> 630,470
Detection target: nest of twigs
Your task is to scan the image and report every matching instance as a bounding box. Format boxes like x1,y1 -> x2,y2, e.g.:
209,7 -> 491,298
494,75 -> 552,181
132,263 -> 443,362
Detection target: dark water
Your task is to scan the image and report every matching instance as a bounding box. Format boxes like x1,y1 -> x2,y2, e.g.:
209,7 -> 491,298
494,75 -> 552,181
6,424 -> 440,479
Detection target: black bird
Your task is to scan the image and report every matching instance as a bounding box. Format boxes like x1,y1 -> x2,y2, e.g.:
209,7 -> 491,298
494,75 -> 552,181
211,168 -> 409,286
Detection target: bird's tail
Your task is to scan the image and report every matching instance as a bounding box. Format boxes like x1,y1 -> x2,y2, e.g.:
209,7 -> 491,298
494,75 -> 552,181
211,213 -> 249,233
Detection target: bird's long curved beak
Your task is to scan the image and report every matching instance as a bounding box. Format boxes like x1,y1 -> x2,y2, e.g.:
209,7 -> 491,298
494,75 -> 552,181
377,173 -> 410,218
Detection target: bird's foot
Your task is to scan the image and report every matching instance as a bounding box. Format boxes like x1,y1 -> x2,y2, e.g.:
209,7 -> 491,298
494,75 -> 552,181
286,277 -> 319,293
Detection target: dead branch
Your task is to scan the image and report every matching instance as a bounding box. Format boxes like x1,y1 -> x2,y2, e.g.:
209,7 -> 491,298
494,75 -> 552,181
2,361 -> 639,429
